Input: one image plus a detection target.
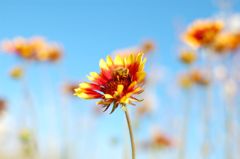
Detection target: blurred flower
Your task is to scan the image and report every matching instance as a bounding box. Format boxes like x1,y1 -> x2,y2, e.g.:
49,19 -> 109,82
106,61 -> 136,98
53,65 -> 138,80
0,99 -> 6,114
210,32 -> 240,53
9,66 -> 24,79
178,73 -> 193,89
47,47 -> 62,62
1,37 -> 63,62
179,50 -> 197,64
135,95 -> 154,118
19,128 -> 36,156
147,128 -> 173,150
140,40 -> 155,54
19,128 -> 33,144
190,69 -> 210,86
74,53 -> 146,113
182,19 -> 223,48
37,44 -> 62,62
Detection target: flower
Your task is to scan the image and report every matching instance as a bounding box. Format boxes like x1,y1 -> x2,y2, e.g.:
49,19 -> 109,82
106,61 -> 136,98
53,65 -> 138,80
140,40 -> 155,54
210,32 -> 240,53
19,128 -> 33,144
190,69 -> 210,86
178,73 -> 193,89
9,66 -> 24,79
182,20 -> 223,48
179,50 -> 197,64
1,37 -> 63,62
0,99 -> 6,114
151,131 -> 172,149
74,53 -> 146,113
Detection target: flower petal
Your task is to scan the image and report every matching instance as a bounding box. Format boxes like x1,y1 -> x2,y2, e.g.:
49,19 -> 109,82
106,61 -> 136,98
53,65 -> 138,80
114,55 -> 124,66
99,59 -> 109,70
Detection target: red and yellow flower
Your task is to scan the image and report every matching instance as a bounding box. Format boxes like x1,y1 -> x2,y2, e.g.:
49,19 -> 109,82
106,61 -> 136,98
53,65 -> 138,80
182,20 -> 223,48
74,53 -> 146,113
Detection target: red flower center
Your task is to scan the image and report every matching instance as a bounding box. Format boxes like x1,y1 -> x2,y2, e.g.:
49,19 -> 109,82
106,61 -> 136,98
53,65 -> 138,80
101,67 -> 131,95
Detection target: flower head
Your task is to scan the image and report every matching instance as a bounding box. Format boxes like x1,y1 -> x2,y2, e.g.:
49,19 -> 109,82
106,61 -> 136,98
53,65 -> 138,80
210,32 -> 240,53
151,131 -> 172,149
140,40 -> 155,54
9,66 -> 24,79
182,20 -> 223,48
178,73 -> 193,89
1,37 -> 63,62
0,99 -> 7,114
190,69 -> 210,86
74,53 -> 146,113
19,128 -> 33,144
179,50 -> 197,64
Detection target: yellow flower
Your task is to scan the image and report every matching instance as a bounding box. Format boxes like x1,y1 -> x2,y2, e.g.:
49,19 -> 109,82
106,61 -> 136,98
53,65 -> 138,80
182,20 -> 223,48
179,50 -> 197,64
178,73 -> 193,89
19,128 -> 33,144
210,32 -> 240,53
9,66 -> 24,79
74,53 -> 146,113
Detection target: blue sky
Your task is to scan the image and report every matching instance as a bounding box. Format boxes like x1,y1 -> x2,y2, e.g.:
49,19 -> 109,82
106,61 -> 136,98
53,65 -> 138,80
0,0 -> 240,158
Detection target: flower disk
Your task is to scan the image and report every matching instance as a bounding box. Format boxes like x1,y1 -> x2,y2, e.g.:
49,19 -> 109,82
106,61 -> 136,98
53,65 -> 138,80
182,20 -> 223,48
74,53 -> 146,113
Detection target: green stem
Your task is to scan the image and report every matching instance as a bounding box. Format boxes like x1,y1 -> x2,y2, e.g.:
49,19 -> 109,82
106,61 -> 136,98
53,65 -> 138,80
124,107 -> 136,159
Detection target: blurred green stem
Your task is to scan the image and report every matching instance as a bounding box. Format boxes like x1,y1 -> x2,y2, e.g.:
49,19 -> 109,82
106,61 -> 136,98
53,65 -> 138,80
179,90 -> 191,159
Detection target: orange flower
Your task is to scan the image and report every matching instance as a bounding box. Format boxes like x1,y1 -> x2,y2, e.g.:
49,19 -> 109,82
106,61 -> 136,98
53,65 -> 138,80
190,69 -> 210,86
47,47 -> 62,62
151,131 -> 172,149
179,50 -> 197,64
1,37 -> 63,62
74,53 -> 146,113
183,20 -> 223,48
140,40 -> 155,54
210,32 -> 240,53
